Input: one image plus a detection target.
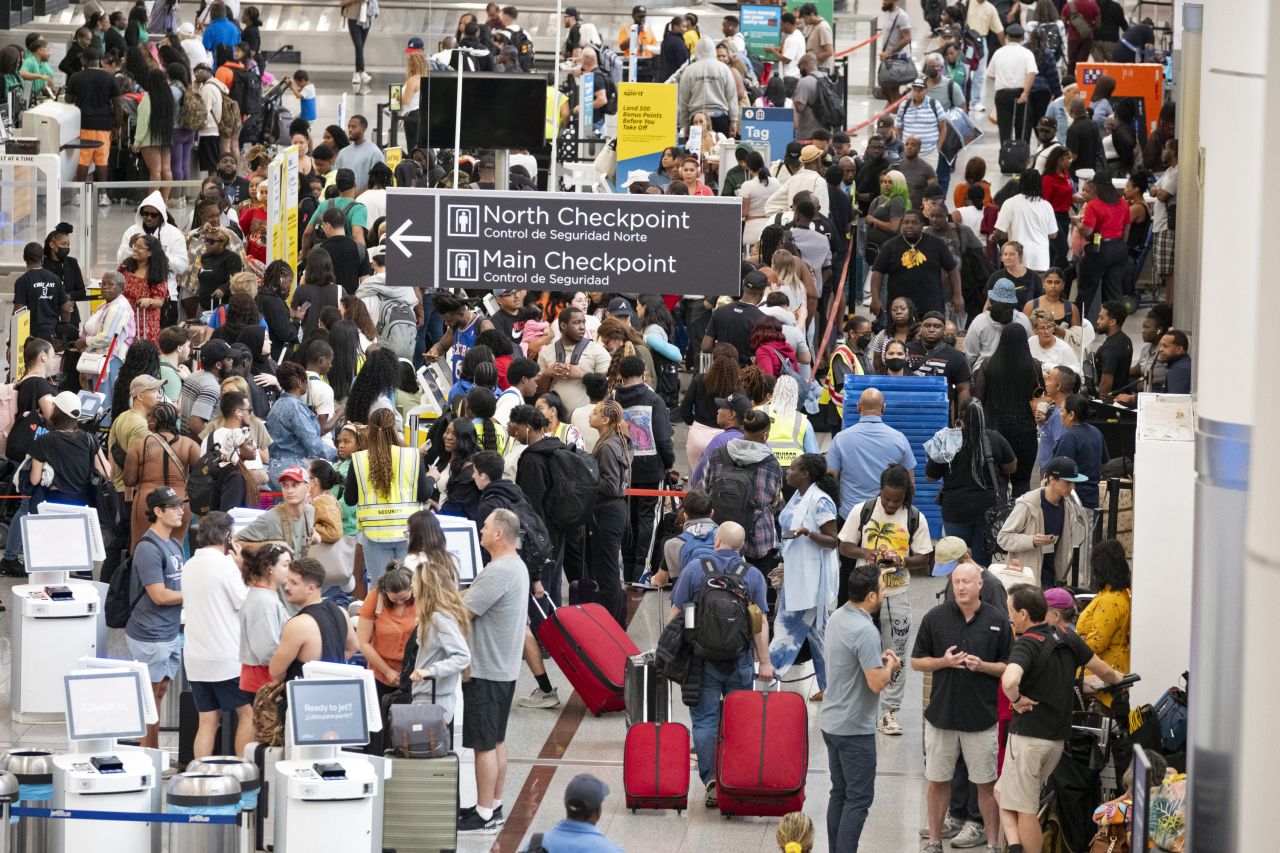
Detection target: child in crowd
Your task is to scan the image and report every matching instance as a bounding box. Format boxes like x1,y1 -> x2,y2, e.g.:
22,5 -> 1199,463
516,305 -> 548,357
287,69 -> 317,122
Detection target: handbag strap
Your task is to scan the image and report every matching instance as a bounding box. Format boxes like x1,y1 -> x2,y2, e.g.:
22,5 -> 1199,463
981,435 -> 1008,507
149,432 -> 188,486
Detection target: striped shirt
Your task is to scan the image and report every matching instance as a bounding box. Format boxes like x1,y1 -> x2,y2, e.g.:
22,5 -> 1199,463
895,95 -> 946,154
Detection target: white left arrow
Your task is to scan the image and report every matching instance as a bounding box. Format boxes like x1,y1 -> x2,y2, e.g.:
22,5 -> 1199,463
390,219 -> 433,258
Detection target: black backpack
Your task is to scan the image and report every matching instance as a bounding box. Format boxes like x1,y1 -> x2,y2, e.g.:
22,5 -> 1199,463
230,65 -> 262,120
509,494 -> 556,581
186,446 -> 222,517
597,68 -> 618,116
856,499 -> 922,544
808,72 -> 846,131
104,551 -> 141,629
509,28 -> 536,72
545,445 -> 599,529
707,447 -> 761,530
691,558 -> 754,661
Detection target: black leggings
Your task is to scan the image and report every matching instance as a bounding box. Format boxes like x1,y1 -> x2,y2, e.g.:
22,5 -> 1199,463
348,20 -> 368,73
1077,239 -> 1129,321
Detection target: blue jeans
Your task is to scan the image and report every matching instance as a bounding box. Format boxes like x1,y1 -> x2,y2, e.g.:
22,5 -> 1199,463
824,731 -> 877,853
4,496 -> 28,560
943,518 -> 991,568
936,154 -> 954,198
769,588 -> 827,691
99,354 -> 123,419
358,533 -> 407,585
690,658 -> 754,785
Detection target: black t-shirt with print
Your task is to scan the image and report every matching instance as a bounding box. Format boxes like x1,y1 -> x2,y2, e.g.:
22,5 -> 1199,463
14,268 -> 66,338
873,233 -> 957,316
908,340 -> 971,401
705,301 -> 765,366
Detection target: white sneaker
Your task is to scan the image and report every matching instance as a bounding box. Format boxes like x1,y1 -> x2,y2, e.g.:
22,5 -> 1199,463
950,821 -> 986,848
877,710 -> 903,736
517,687 -> 561,709
98,192 -> 111,207
971,103 -> 986,112
361,71 -> 372,83
358,85 -> 372,96
919,815 -> 963,838
352,72 -> 362,86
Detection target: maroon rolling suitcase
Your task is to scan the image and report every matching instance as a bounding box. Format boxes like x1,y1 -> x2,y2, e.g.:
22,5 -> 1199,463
623,721 -> 690,813
534,598 -> 640,715
715,688 -> 808,817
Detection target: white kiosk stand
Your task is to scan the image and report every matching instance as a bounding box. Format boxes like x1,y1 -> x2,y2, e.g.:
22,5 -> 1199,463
11,513 -> 103,722
273,663 -> 381,852
51,661 -> 159,851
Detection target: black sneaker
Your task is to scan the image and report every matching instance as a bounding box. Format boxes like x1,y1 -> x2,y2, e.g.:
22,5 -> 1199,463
0,557 -> 24,577
492,804 -> 505,825
457,808 -> 500,834
457,805 -> 476,821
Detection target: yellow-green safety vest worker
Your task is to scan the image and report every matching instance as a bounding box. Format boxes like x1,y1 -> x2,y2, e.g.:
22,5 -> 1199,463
351,445 -> 423,541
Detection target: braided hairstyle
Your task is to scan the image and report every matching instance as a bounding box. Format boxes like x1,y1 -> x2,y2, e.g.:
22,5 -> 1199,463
593,398 -> 629,446
363,407 -> 403,498
792,452 -> 838,505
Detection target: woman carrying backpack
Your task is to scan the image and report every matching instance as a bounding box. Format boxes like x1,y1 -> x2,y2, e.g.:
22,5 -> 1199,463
589,399 -> 632,625
769,454 -> 839,702
123,401 -> 200,549
169,62 -> 200,183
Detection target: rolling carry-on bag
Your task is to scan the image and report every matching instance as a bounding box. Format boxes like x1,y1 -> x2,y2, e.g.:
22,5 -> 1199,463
623,721 -> 690,813
533,598 -> 639,716
715,687 -> 808,817
624,651 -> 670,727
244,740 -> 283,851
380,675 -> 459,853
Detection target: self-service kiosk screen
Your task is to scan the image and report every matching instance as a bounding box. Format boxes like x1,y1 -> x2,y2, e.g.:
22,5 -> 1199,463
65,672 -> 147,740
288,679 -> 369,746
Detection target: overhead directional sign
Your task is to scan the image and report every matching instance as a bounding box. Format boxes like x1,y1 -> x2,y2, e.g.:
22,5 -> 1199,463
385,188 -> 744,295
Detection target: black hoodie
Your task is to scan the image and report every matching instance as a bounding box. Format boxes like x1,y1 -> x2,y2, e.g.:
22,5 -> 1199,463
515,435 -> 565,524
612,381 -> 675,484
474,479 -> 544,581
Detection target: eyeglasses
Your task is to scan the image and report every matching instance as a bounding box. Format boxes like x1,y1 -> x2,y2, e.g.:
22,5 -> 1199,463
141,210 -> 162,219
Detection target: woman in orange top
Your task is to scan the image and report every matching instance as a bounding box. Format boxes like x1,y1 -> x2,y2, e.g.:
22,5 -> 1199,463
951,156 -> 994,210
357,563 -> 416,699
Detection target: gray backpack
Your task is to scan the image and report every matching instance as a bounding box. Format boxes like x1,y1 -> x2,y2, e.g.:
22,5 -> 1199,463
388,700 -> 450,758
378,300 -> 418,360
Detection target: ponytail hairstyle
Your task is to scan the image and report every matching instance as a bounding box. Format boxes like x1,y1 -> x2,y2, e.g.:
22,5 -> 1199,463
364,407 -> 403,498
375,563 -> 413,602
793,453 -> 838,505
880,462 -> 915,506
464,387 -> 500,452
308,458 -> 343,494
775,811 -> 815,853
746,150 -> 771,186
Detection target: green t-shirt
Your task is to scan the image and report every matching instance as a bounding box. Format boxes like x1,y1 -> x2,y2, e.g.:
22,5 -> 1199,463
314,197 -> 369,234
21,54 -> 52,93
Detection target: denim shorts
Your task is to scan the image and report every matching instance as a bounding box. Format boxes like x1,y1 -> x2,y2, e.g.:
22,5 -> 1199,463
126,635 -> 183,684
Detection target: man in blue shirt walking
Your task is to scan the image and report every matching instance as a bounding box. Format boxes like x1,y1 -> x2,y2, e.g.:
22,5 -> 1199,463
826,387 -> 916,517
526,774 -> 624,853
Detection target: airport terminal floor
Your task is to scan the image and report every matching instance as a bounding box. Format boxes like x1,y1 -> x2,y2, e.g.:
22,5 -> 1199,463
0,0 -> 1207,851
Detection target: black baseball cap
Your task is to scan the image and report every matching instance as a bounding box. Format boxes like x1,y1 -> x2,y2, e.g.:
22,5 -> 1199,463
200,338 -> 233,367
784,141 -> 805,162
606,297 -> 635,318
742,269 -> 769,291
714,392 -> 752,419
146,486 -> 185,510
565,6 -> 580,18
1045,456 -> 1089,482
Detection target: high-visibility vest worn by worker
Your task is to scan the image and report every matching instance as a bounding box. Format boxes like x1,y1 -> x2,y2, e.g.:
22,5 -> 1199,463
767,410 -> 810,467
817,343 -> 866,416
351,446 -> 422,541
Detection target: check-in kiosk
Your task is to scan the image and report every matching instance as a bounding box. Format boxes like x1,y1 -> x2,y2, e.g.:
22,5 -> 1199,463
273,664 -> 381,852
11,514 -> 102,722
52,661 -> 159,851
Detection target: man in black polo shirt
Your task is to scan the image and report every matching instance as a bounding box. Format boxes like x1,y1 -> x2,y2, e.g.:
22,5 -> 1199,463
996,585 -> 1125,853
909,311 -> 971,419
870,209 -> 963,318
1093,300 -> 1133,398
701,268 -> 766,366
912,563 -> 1012,853
316,204 -> 371,296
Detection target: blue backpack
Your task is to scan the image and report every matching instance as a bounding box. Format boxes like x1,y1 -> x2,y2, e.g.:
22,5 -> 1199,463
677,526 -> 717,569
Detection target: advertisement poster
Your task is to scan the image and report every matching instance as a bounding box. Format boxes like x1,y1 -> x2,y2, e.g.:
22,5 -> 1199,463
614,83 -> 677,191
740,4 -> 782,60
267,145 -> 300,284
787,0 -> 834,23
1078,63 -> 1164,138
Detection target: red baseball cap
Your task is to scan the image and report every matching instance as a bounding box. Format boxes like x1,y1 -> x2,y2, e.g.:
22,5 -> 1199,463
279,466 -> 308,484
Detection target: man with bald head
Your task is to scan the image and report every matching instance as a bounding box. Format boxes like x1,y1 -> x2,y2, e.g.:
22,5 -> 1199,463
669,519 -> 774,810
912,561 -> 1012,852
826,388 -> 916,520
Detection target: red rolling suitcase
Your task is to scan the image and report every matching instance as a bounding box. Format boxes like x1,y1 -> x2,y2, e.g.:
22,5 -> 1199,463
623,721 -> 690,813
715,688 -> 808,818
534,599 -> 640,715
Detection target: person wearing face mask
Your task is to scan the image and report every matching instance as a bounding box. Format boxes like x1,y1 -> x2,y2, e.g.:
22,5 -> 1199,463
881,339 -> 912,377
43,223 -> 87,323
819,316 -> 874,424
909,311 -> 972,418
923,53 -> 965,191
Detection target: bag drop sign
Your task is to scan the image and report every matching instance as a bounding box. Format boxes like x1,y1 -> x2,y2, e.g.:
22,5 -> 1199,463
385,188 -> 743,295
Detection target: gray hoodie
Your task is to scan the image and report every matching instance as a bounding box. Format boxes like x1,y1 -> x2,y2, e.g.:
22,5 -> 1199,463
724,436 -> 775,466
676,38 -> 740,130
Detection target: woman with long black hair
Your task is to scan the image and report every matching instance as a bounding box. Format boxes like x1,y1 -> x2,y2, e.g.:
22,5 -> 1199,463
346,347 -> 401,426
125,4 -> 149,47
134,69 -> 175,202
1077,168 -> 1131,320
925,398 -> 1017,565
869,296 -> 919,373
327,319 -> 361,404
977,323 -> 1043,497
119,233 -> 170,343
109,340 -> 162,424
257,260 -> 297,360
678,342 -> 739,472
292,247 -> 341,335
431,416 -> 481,518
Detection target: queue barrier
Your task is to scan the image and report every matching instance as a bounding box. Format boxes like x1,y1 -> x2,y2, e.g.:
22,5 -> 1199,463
10,806 -> 238,825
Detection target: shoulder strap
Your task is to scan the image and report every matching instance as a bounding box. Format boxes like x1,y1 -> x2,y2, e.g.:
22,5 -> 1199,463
730,560 -> 749,580
859,498 -> 875,530
569,338 -> 589,365
701,557 -> 718,577
149,432 -> 188,485
554,341 -> 566,363
907,505 -> 920,540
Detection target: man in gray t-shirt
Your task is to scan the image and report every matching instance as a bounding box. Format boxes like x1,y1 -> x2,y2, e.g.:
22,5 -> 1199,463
333,115 -> 386,192
458,508 -> 531,834
819,565 -> 901,852
126,487 -> 188,749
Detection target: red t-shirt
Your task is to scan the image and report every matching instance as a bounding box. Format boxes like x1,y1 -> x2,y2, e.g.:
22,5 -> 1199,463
1082,198 -> 1130,240
1042,173 -> 1074,213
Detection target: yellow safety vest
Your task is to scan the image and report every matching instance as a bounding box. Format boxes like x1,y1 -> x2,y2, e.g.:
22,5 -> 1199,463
351,446 -> 422,542
818,344 -> 864,413
767,411 -> 810,467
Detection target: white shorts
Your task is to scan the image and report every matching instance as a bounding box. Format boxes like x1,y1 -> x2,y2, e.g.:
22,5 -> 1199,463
924,721 -> 999,784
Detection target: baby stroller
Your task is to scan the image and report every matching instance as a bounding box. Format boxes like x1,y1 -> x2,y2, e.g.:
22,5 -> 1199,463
257,78 -> 293,148
1039,673 -> 1141,852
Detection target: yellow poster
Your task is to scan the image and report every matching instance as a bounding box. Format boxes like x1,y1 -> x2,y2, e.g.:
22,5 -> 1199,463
9,308 -> 29,381
615,83 -> 677,191
268,146 -> 301,285
386,147 -> 403,180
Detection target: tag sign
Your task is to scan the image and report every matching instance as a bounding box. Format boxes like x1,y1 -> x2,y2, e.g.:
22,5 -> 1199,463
385,188 -> 743,295
741,107 -> 795,167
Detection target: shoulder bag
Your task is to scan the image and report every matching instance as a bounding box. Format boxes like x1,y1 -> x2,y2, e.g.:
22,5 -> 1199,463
982,435 -> 1013,557
877,13 -> 918,87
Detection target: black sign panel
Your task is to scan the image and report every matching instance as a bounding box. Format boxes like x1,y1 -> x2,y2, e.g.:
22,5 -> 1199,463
384,189 -> 744,295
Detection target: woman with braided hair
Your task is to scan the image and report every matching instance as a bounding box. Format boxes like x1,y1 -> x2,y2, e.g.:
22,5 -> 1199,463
343,407 -> 434,584
589,397 -> 632,625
